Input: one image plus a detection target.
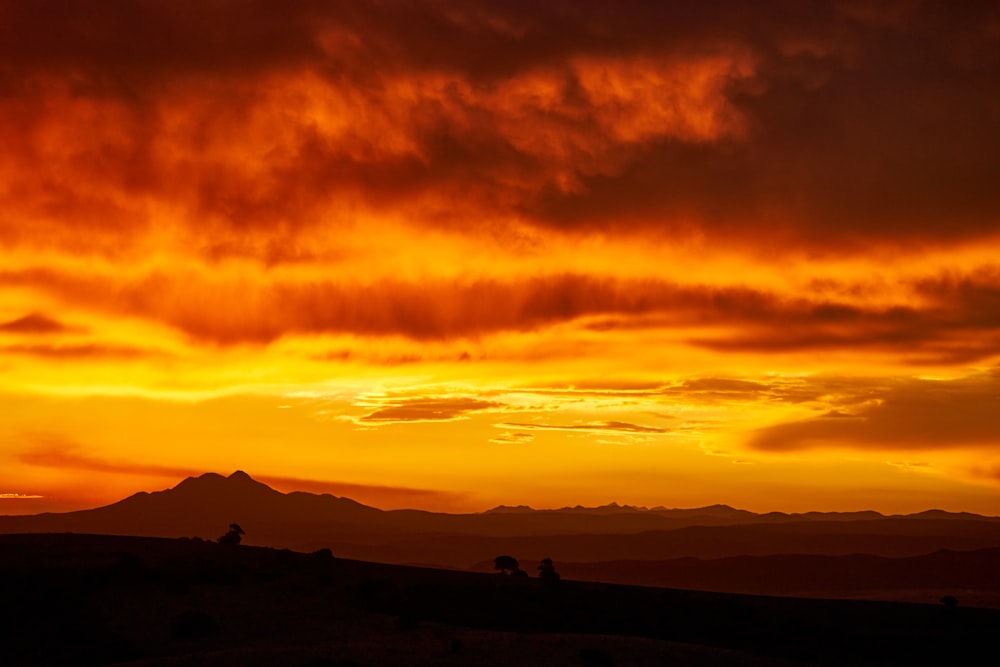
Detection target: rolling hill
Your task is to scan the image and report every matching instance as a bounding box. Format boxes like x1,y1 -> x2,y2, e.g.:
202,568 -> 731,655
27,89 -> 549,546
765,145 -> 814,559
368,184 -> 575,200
4,471 -> 1000,596
2,532 -> 998,666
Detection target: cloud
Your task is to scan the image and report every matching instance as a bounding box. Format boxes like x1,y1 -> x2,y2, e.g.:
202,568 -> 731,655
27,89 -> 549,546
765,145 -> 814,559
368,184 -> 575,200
0,312 -> 80,334
0,493 -> 44,499
678,378 -> 769,393
498,420 -> 667,435
18,435 -> 200,478
489,431 -> 536,445
747,371 -> 1000,452
8,256 -> 1000,383
885,460 -> 933,473
10,266 -> 1000,366
0,0 -> 995,262
356,397 -> 503,424
1,0 -> 998,419
520,380 -> 668,398
0,343 -> 160,360
663,377 -> 774,402
256,474 -> 466,510
686,272 -> 1000,364
12,435 -> 466,510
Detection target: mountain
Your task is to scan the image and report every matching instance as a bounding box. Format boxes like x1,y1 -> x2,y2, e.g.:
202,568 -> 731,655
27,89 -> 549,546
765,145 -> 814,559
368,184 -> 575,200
3,471 -> 1000,570
484,502 -> 898,525
0,471 -> 386,543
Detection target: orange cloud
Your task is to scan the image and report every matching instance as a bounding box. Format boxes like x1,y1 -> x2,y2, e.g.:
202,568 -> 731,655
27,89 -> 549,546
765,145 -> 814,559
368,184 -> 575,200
357,397 -> 503,424
0,313 -> 80,334
255,474 -> 468,511
489,432 -> 536,445
499,421 -> 668,435
748,371 -> 1000,452
2,2 -> 1000,515
6,265 -> 1000,369
18,434 -> 200,479
1,1 -> 996,261
1,344 -> 161,360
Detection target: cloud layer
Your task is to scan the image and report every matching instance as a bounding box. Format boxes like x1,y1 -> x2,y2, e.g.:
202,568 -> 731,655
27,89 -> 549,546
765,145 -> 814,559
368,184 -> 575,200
748,372 -> 1000,453
3,2 -> 1000,513
2,0 -> 998,258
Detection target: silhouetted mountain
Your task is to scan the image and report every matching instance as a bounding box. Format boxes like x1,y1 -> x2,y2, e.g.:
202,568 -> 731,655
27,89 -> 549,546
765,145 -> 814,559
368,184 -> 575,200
483,502 -> 981,524
3,472 -> 1000,571
0,471 -> 385,544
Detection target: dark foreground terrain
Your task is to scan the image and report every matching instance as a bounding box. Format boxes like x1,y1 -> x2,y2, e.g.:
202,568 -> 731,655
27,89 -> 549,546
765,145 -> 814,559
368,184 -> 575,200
2,534 -> 997,666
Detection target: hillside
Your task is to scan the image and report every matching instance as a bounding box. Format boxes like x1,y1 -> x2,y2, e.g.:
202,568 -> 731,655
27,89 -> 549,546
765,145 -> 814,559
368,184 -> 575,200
2,533 -> 997,666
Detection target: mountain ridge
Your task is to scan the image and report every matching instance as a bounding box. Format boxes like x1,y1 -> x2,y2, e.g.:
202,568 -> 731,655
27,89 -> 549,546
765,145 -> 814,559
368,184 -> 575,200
13,471 -> 998,522
4,471 -> 1000,569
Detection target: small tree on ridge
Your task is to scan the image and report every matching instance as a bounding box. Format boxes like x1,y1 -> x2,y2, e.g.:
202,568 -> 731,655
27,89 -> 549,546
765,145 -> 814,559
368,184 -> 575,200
493,554 -> 520,575
218,523 -> 245,545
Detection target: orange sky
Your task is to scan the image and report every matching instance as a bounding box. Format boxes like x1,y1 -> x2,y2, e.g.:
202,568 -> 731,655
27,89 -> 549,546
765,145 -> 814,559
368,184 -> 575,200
3,1 -> 1000,515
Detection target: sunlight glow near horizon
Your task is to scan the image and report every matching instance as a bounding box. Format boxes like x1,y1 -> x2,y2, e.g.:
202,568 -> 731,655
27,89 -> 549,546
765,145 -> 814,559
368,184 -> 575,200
2,1 -> 1000,516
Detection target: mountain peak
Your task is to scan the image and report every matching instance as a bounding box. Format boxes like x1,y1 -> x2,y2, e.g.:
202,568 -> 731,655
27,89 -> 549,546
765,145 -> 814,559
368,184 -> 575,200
169,471 -> 277,498
484,504 -> 536,514
174,472 -> 224,488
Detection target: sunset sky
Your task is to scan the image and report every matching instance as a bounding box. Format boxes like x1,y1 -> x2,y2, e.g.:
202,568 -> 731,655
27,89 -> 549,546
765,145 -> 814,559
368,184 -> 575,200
3,1 -> 1000,515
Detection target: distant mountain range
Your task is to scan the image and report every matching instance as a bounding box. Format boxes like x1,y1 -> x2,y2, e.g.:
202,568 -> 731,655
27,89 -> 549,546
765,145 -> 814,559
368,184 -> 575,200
485,500 -> 986,523
3,471 -> 1000,570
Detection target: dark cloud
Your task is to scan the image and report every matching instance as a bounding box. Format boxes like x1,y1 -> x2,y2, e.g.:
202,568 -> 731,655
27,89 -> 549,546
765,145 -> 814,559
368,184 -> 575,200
916,270 -> 1000,326
532,2 -> 1000,245
499,420 -> 667,434
0,0 -> 325,78
0,312 -> 79,334
0,1 -> 995,255
0,343 -> 159,360
489,431 -> 536,445
357,397 -> 502,423
6,267 -> 1000,365
256,474 -> 466,509
748,371 -> 1000,452
0,269 -> 786,343
688,273 -> 1000,365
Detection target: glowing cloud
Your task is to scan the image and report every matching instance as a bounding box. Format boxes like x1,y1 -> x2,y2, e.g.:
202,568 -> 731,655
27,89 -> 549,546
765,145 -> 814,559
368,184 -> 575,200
2,1 -> 999,514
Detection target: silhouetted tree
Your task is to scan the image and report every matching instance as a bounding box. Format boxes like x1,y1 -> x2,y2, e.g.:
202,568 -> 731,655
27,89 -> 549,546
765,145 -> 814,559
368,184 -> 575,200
493,555 -> 520,575
218,522 -> 245,545
940,595 -> 959,607
537,557 -> 561,584
312,547 -> 334,562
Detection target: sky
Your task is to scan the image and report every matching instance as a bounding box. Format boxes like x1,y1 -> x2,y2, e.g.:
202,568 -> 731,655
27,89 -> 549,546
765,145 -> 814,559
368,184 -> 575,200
2,0 -> 1000,515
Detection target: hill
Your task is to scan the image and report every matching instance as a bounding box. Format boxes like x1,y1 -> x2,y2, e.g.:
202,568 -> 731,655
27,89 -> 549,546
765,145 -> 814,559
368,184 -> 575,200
543,548 -> 1000,607
2,533 -> 997,666
4,471 -> 1000,588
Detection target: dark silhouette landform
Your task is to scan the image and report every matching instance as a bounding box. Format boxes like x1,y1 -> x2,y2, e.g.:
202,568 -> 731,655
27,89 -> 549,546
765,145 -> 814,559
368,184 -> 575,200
1,532 -> 998,666
4,472 -> 1000,664
3,471 -> 1000,609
